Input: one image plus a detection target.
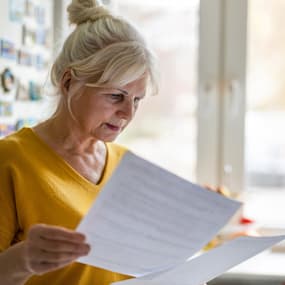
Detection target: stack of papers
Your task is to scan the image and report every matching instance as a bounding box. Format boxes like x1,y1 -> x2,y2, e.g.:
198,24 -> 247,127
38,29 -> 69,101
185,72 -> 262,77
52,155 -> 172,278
76,151 -> 285,285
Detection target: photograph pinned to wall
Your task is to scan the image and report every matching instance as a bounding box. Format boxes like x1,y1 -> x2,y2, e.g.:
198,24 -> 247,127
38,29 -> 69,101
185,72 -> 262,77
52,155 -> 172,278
24,0 -> 36,18
18,49 -> 33,66
35,4 -> 46,26
22,24 -> 36,46
35,28 -> 48,46
9,0 -> 25,23
15,81 -> 29,101
0,123 -> 15,137
29,80 -> 42,101
0,39 -> 17,61
22,26 -> 51,48
0,101 -> 13,116
34,54 -> 49,70
1,68 -> 16,94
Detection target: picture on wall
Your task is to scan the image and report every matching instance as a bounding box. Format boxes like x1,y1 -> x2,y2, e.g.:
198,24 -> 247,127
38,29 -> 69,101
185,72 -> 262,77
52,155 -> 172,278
35,4 -> 46,25
24,0 -> 35,18
0,39 -> 17,61
1,68 -> 16,93
22,24 -> 51,48
16,81 -> 29,101
18,49 -> 33,66
0,101 -> 13,116
22,24 -> 36,46
9,0 -> 25,23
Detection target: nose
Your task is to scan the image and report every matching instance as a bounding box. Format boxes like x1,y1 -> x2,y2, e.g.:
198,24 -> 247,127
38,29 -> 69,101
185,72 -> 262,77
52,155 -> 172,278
117,99 -> 135,120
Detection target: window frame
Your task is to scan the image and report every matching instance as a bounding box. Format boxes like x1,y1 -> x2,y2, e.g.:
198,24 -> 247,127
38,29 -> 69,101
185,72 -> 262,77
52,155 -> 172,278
197,0 -> 248,196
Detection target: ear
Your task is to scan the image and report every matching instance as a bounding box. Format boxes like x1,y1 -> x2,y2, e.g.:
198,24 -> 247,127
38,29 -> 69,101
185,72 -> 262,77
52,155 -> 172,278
60,70 -> 72,95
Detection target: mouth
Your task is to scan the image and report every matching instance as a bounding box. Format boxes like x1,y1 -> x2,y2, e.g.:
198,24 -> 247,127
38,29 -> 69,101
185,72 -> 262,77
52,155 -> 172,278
104,123 -> 121,132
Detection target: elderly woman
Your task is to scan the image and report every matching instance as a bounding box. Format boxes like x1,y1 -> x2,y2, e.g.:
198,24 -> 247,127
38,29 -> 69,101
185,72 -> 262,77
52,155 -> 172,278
0,0 -> 157,284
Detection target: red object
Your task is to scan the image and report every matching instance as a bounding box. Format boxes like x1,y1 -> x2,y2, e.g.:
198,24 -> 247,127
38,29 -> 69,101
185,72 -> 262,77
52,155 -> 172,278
239,217 -> 254,224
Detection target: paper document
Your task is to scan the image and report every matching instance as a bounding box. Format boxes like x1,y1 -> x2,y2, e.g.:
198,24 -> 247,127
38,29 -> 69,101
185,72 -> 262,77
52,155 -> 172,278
77,151 -> 241,277
112,235 -> 285,285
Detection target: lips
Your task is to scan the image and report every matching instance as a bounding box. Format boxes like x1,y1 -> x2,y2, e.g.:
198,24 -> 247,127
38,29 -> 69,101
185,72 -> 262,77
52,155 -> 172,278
105,123 -> 121,131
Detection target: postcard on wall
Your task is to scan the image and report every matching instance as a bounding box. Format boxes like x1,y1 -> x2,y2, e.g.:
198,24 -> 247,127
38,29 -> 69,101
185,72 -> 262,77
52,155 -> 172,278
9,0 -> 25,23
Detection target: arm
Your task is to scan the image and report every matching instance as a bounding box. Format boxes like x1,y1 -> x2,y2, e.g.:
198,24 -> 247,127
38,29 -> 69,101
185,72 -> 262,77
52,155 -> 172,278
0,241 -> 31,285
0,224 -> 90,285
0,141 -> 89,283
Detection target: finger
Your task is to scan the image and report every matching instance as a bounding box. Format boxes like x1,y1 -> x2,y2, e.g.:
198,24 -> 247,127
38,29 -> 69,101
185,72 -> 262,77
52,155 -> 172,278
26,243 -> 90,274
36,249 -> 89,263
29,224 -> 86,243
35,238 -> 90,254
30,259 -> 77,275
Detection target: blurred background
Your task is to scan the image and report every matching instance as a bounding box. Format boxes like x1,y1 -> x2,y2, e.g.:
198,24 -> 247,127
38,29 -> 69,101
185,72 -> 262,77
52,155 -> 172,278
1,0 -> 285,283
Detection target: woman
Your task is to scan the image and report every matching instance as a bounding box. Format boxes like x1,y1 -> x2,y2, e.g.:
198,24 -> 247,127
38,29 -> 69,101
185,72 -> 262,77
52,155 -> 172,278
0,0 -> 158,284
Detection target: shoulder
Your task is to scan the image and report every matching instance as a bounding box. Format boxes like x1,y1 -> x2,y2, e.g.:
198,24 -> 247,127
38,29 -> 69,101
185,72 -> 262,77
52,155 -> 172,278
0,127 -> 31,147
0,128 -> 33,163
106,142 -> 128,160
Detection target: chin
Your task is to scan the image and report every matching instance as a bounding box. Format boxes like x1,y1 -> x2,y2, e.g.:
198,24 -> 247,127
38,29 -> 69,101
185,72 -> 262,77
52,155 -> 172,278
100,134 -> 119,143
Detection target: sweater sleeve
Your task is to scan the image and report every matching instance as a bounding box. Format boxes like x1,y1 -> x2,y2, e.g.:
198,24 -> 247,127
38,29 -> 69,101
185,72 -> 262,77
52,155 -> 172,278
0,140 -> 18,252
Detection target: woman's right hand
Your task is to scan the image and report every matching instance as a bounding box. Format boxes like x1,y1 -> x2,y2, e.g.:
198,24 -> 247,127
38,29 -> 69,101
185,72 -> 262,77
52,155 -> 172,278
21,224 -> 90,275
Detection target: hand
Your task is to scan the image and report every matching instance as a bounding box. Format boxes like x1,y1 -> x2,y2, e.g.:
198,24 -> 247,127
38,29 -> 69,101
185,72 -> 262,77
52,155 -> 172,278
21,224 -> 90,275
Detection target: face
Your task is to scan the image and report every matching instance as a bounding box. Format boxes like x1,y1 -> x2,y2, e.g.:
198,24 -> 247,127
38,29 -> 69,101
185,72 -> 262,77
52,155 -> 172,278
69,77 -> 147,142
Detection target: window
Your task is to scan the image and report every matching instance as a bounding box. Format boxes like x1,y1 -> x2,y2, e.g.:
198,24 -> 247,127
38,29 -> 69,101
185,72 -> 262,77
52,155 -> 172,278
114,0 -> 200,182
244,0 -> 285,227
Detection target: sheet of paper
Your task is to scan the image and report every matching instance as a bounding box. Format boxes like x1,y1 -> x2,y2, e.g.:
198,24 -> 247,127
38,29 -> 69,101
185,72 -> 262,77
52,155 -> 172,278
112,235 -> 285,285
76,151 -> 241,276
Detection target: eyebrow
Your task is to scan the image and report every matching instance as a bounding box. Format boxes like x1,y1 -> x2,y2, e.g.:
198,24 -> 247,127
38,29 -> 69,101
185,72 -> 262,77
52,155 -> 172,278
116,88 -> 129,95
114,88 -> 146,99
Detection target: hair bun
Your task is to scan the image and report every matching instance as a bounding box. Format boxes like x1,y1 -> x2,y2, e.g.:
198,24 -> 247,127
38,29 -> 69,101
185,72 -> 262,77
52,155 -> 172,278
67,0 -> 110,26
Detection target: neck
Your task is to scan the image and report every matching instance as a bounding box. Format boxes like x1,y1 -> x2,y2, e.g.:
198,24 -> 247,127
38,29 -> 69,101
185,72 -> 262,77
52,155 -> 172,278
34,114 -> 101,155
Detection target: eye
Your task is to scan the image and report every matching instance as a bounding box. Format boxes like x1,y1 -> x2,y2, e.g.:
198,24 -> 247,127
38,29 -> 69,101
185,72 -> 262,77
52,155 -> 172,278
107,93 -> 124,102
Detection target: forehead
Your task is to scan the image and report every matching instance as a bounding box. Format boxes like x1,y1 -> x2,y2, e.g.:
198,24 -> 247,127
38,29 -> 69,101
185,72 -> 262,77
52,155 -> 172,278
120,77 -> 147,95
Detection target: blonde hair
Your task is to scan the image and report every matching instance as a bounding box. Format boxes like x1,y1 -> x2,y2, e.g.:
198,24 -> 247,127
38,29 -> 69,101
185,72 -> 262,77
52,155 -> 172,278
51,0 -> 158,116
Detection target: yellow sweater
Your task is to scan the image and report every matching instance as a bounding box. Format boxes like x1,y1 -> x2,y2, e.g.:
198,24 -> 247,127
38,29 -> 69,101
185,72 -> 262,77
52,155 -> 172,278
0,127 -> 130,284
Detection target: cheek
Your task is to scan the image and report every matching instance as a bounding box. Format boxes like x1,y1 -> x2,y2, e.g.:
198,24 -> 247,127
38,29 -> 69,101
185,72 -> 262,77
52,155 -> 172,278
71,94 -> 119,126
73,100 -> 102,119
